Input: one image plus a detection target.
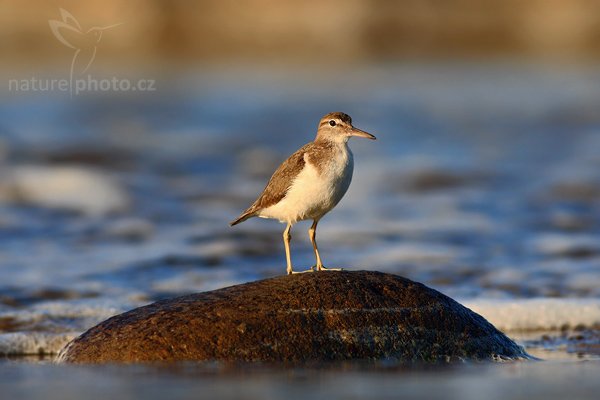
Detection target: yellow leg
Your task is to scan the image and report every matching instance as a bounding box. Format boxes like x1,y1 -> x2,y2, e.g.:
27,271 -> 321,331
283,223 -> 314,275
308,219 -> 342,272
308,219 -> 323,269
283,223 -> 312,275
283,223 -> 293,275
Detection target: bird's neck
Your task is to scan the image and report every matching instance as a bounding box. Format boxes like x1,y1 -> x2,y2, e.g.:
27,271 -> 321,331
314,134 -> 349,146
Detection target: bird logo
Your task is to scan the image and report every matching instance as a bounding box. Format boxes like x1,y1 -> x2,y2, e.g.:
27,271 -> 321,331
49,8 -> 121,90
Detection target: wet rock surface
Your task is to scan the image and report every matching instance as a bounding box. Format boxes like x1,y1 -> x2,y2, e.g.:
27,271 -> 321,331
58,271 -> 528,364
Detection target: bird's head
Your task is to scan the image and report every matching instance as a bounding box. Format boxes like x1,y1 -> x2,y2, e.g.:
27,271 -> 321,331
315,112 -> 376,143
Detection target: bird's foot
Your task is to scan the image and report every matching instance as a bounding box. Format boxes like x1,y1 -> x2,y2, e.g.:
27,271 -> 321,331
288,268 -> 315,275
315,265 -> 343,272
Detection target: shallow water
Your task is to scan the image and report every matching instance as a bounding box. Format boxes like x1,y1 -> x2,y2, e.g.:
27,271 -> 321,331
1,359 -> 600,400
1,63 -> 600,395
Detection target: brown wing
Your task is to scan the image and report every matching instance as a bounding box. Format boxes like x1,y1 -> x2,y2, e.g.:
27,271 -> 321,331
230,143 -> 311,226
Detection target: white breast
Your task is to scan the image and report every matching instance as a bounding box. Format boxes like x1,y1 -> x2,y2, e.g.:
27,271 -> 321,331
259,144 -> 354,224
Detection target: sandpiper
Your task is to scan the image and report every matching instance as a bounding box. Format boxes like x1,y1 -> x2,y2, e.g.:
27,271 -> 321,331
230,112 -> 376,275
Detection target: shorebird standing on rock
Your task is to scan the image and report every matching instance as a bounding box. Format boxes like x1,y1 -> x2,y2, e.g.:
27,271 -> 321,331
231,112 -> 376,275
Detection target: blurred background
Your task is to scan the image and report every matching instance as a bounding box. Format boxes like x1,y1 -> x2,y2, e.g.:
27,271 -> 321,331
4,0 -> 600,68
1,0 -> 600,361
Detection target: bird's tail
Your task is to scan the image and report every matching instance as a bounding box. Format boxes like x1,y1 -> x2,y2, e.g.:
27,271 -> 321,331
229,209 -> 258,226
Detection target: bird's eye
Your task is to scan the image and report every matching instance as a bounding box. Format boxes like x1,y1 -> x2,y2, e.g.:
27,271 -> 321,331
329,120 -> 336,127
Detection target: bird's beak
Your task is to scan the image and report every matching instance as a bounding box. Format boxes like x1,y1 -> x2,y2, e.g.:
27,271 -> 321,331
349,126 -> 376,140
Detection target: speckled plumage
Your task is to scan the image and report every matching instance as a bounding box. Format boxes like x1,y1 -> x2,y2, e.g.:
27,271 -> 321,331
231,140 -> 349,225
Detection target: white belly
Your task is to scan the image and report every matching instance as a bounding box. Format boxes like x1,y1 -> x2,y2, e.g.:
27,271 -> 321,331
259,148 -> 354,224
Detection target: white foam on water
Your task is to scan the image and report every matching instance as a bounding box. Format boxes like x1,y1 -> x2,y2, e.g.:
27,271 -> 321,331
463,298 -> 600,332
530,233 -> 600,256
1,165 -> 130,216
0,332 -> 77,356
0,297 -> 139,323
0,298 -> 142,355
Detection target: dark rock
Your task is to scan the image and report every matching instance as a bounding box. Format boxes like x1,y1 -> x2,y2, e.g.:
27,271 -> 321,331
57,271 -> 528,364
